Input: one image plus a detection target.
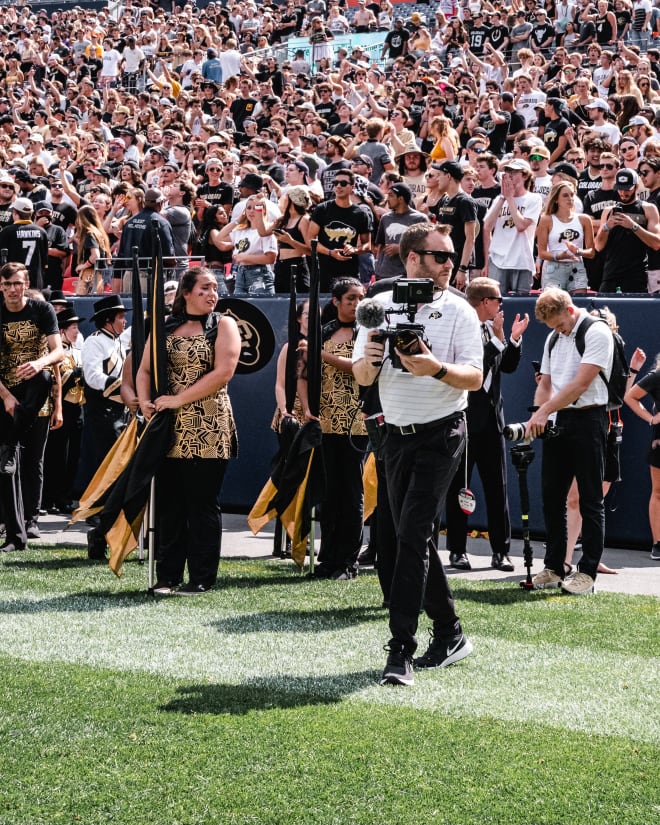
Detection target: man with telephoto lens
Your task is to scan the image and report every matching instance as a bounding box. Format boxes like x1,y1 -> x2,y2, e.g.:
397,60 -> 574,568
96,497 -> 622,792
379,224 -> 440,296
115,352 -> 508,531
527,288 -> 613,596
353,223 -> 483,687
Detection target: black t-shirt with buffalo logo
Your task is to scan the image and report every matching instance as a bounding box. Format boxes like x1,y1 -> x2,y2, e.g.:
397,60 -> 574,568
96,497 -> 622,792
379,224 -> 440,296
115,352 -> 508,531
310,200 -> 370,290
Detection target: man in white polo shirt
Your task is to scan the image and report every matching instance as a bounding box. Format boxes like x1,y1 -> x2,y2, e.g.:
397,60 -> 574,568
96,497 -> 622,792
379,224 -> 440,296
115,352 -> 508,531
527,288 -> 613,595
353,222 -> 483,686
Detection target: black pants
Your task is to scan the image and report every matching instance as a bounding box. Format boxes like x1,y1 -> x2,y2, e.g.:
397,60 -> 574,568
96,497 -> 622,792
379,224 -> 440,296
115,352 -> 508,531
75,399 -> 124,495
542,407 -> 608,580
372,455 -> 397,602
274,256 -> 310,293
0,373 -> 52,546
384,415 -> 465,654
155,457 -> 228,588
318,433 -> 368,574
446,418 -> 511,557
43,401 -> 83,507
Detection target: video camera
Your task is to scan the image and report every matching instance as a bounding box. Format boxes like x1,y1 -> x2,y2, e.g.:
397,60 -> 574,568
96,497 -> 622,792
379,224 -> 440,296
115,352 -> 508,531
357,278 -> 435,371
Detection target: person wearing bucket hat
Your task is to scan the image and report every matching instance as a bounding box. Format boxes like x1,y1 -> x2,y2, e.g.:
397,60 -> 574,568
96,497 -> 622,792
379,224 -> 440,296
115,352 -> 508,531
42,306 -> 85,517
595,167 -> 660,293
0,261 -> 65,551
79,294 -> 130,542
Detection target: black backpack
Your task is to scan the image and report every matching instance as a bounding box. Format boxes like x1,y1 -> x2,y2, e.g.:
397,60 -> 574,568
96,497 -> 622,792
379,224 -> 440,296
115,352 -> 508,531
548,315 -> 629,411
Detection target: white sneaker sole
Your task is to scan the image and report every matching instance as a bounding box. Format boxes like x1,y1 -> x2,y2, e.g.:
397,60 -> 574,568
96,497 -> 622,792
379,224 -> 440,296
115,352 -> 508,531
561,584 -> 594,595
532,580 -> 562,590
414,637 -> 474,670
379,672 -> 414,687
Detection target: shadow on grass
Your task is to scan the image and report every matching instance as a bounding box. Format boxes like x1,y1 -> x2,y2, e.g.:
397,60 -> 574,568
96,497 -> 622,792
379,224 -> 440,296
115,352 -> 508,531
451,582 -> 566,605
2,556 -> 104,571
0,589 -> 154,613
161,670 -> 377,715
210,605 -> 384,635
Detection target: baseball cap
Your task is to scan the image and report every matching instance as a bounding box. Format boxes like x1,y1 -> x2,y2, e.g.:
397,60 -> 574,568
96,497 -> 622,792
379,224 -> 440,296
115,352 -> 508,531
144,188 -> 164,205
549,162 -> 578,180
389,182 -> 413,203
585,99 -> 610,111
11,196 -> 34,216
238,173 -> 264,191
502,158 -> 532,174
628,115 -> 650,126
529,145 -> 551,160
615,168 -> 638,190
436,159 -> 464,180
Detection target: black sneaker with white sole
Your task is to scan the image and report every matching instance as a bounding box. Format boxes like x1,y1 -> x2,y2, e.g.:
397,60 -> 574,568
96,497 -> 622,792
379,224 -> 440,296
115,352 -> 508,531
380,645 -> 414,686
651,543 -> 660,561
413,632 -> 473,670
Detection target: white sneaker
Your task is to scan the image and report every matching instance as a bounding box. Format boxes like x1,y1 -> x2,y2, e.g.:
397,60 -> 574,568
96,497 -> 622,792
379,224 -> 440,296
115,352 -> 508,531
532,568 -> 562,589
561,571 -> 595,595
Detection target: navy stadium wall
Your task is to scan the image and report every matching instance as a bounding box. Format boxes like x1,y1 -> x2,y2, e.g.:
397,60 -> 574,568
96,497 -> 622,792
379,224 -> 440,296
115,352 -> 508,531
71,295 -> 660,549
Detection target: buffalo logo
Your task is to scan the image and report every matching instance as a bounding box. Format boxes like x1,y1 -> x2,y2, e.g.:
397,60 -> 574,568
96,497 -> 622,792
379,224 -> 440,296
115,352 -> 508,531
215,297 -> 276,374
324,222 -> 357,245
236,237 -> 251,253
428,311 -> 442,319
558,228 -> 580,243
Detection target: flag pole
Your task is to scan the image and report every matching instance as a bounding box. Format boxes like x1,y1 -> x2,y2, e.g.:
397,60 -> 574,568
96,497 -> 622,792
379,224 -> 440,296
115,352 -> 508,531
146,218 -> 166,593
307,239 -> 322,575
130,245 -> 148,563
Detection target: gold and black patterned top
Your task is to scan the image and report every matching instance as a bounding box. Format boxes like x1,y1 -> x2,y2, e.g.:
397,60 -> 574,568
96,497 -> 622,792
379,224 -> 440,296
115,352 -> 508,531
166,333 -> 237,460
319,339 -> 366,436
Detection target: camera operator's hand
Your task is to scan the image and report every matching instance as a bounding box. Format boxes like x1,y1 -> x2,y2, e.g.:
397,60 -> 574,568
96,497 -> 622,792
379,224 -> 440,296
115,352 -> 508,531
525,407 -> 550,440
394,340 -> 439,377
365,331 -> 385,367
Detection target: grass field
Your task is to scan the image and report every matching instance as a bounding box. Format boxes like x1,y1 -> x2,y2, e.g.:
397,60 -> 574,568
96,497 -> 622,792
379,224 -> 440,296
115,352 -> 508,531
0,546 -> 658,825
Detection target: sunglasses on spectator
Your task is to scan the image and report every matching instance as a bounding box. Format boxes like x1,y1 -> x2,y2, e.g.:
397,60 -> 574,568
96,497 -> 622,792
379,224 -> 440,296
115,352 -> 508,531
620,145 -> 638,152
333,180 -> 351,187
413,250 -> 456,264
639,169 -> 653,177
529,154 -> 547,161
599,163 -> 618,170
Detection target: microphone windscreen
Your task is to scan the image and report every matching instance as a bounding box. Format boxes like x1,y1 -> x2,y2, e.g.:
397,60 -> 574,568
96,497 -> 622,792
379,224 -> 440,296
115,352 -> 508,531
356,299 -> 386,329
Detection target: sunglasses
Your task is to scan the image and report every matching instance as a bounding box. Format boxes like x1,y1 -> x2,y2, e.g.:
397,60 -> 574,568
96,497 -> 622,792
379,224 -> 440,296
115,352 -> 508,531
639,169 -> 653,177
334,180 -> 351,187
206,167 -> 221,172
483,295 -> 503,304
472,147 -> 486,154
529,154 -> 547,161
600,163 -> 618,170
222,161 -> 235,167
414,249 -> 455,264
621,145 -> 638,151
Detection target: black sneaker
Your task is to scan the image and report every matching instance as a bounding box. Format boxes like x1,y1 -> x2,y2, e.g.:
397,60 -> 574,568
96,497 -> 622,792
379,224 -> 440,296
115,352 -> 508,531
176,582 -> 213,595
448,551 -> 472,570
26,522 -> 41,540
380,645 -> 414,686
491,553 -> 514,572
413,632 -> 474,670
651,543 -> 660,561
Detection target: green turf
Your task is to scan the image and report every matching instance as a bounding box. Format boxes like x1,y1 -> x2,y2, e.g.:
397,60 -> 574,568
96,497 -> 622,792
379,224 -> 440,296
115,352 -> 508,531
0,548 -> 658,825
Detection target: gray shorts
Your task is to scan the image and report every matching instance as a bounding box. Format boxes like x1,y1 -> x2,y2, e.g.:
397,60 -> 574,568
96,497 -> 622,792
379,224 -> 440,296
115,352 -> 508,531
488,261 -> 533,293
542,260 -> 589,292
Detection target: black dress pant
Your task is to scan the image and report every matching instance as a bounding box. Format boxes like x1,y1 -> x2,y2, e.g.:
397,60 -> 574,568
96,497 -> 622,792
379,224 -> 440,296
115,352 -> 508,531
542,407 -> 608,580
43,401 -> 83,507
0,373 -> 52,546
318,433 -> 368,574
384,415 -> 465,654
155,457 -> 227,588
446,415 -> 511,557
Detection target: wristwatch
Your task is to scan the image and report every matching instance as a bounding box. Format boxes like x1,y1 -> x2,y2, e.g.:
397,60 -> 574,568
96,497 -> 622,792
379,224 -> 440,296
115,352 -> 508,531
631,222 -> 640,233
433,364 -> 448,381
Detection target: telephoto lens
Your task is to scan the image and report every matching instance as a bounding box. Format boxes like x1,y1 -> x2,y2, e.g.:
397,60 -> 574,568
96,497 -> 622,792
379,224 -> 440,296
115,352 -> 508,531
503,422 -> 527,442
